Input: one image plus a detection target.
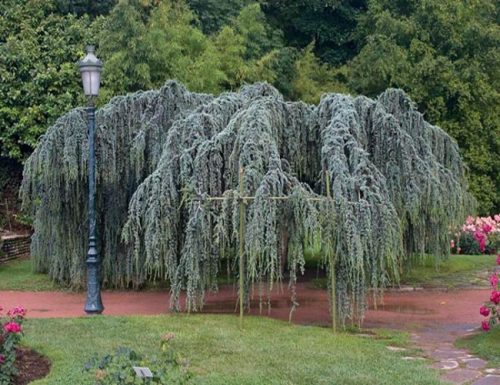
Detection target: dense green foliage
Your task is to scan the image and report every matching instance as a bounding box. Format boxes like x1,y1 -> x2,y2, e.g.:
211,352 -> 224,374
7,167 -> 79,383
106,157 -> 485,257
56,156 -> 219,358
1,0 -> 498,211
187,0 -> 250,35
24,315 -> 442,384
260,0 -> 367,65
55,0 -> 117,17
0,0 -> 93,160
98,1 -> 279,99
347,0 -> 500,214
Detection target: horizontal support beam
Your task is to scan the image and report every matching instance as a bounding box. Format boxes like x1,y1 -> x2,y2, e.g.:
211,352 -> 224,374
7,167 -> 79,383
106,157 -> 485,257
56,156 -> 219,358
192,195 -> 328,202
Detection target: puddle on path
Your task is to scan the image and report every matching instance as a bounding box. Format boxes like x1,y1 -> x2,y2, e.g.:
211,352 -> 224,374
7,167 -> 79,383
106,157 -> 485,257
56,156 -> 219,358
370,303 -> 435,315
201,297 -> 322,313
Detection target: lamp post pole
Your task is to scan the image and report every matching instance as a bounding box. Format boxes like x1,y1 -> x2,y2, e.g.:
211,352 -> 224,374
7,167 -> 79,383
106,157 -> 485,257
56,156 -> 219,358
79,45 -> 104,314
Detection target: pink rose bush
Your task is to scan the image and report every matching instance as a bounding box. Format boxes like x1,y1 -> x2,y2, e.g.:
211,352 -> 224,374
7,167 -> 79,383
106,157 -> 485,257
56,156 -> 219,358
478,256 -> 500,331
0,305 -> 27,383
451,215 -> 500,254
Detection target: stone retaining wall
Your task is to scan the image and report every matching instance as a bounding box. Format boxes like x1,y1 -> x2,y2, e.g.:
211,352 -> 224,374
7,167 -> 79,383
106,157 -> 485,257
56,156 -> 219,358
0,234 -> 31,262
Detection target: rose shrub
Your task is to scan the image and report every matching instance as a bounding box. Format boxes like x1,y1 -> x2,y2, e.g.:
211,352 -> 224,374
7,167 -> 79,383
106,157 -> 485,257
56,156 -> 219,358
478,256 -> 500,331
0,306 -> 26,385
452,215 -> 500,254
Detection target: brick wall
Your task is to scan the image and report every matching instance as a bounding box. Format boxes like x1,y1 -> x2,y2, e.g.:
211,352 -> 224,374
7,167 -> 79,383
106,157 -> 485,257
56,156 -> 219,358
0,234 -> 31,262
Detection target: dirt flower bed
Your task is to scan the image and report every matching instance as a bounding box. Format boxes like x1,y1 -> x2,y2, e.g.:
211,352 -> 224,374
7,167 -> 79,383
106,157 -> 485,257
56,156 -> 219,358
12,348 -> 50,385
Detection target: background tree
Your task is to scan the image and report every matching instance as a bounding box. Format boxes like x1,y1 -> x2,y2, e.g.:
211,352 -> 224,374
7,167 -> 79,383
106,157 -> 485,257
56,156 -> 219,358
291,43 -> 349,104
99,1 -> 280,97
346,0 -> 500,214
260,0 -> 367,66
0,0 -> 93,161
54,0 -> 117,17
187,0 -> 250,35
0,0 -> 498,214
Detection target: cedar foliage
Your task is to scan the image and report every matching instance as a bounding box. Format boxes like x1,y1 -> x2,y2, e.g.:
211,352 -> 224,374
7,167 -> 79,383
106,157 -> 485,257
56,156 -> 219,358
22,81 -> 472,324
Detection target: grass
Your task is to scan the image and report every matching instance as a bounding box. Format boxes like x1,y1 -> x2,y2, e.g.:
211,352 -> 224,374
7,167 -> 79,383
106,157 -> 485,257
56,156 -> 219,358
400,254 -> 497,289
2,254 -> 494,292
23,315 -> 442,385
310,254 -> 496,290
0,258 -> 56,291
0,258 -> 234,292
455,326 -> 500,367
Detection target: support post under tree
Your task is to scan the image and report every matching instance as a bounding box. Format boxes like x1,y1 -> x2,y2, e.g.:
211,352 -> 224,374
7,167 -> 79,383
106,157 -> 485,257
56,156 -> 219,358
238,168 -> 245,329
326,172 -> 336,333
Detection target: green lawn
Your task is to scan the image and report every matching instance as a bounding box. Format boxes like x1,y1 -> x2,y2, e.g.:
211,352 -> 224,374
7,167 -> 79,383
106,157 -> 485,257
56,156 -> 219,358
456,327 -> 500,367
2,254 -> 495,292
311,254 -> 496,290
23,315 -> 442,385
400,254 -> 497,289
0,258 -> 56,291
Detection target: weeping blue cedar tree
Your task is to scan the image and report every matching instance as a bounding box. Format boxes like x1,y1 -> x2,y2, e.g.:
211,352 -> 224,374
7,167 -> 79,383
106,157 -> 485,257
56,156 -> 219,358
21,81 -> 472,324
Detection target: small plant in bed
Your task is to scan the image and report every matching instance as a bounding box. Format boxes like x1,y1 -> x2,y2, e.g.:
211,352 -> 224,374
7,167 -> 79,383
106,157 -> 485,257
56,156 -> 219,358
85,333 -> 191,385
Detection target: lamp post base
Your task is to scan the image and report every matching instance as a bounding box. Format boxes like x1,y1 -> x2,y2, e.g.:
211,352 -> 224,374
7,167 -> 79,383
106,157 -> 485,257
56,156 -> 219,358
84,259 -> 104,314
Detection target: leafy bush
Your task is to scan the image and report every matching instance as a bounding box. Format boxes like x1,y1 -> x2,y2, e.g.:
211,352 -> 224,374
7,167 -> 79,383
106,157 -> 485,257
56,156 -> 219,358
456,232 -> 483,255
84,333 -> 191,385
0,306 -> 26,385
452,215 -> 500,254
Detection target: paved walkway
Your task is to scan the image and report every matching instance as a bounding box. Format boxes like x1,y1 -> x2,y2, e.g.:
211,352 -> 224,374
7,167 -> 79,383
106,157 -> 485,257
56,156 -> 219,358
1,283 -> 498,384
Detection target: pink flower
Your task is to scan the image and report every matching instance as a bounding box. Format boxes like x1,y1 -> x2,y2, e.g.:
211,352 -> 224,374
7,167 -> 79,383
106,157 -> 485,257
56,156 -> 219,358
490,291 -> 500,305
474,231 -> 485,241
479,306 -> 490,317
450,239 -> 455,248
7,306 -> 27,319
457,247 -> 462,254
481,321 -> 490,331
473,231 -> 487,251
0,354 -> 5,365
482,224 -> 493,234
473,233 -> 486,252
490,273 -> 499,288
494,214 -> 500,222
3,321 -> 22,334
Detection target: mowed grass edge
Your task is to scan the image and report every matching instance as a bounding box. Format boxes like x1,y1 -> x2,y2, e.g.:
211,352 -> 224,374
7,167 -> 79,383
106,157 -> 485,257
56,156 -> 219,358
24,314 -> 443,385
455,327 -> 500,368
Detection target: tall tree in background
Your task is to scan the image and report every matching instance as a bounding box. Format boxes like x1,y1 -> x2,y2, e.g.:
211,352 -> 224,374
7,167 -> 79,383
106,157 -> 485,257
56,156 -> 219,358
347,0 -> 500,214
0,0 -> 93,161
291,43 -> 348,103
260,0 -> 367,66
55,0 -> 117,17
99,1 -> 281,97
187,0 -> 249,35
1,0 -> 498,214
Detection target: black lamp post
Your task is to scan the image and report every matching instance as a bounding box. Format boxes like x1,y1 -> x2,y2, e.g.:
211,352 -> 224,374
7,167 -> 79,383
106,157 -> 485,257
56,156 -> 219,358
79,45 -> 104,314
